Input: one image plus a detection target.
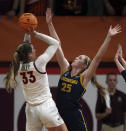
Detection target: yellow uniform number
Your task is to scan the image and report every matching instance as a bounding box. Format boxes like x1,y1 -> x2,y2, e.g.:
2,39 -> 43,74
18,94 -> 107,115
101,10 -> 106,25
61,83 -> 72,93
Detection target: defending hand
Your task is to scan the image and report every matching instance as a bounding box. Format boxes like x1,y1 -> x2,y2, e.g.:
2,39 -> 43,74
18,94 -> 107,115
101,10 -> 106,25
46,8 -> 53,25
108,25 -> 121,37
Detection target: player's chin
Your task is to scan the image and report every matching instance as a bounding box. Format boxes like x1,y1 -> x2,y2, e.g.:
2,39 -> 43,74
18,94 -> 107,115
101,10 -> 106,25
71,62 -> 76,67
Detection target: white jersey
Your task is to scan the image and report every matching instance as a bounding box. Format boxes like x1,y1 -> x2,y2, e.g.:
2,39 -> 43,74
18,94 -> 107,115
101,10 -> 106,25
18,62 -> 52,105
18,31 -> 59,105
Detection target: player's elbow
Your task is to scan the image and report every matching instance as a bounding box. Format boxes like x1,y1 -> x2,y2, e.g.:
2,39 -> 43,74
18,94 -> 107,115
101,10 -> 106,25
54,40 -> 60,49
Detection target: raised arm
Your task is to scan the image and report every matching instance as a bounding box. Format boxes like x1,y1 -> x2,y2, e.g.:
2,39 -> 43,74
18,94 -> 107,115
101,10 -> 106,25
114,44 -> 126,82
24,33 -> 31,43
114,44 -> 125,72
83,25 -> 121,87
46,8 -> 69,73
117,44 -> 126,69
34,31 -> 60,71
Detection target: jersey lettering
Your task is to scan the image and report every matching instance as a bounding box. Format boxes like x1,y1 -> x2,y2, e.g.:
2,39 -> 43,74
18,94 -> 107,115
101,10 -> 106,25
21,64 -> 30,71
20,71 -> 36,84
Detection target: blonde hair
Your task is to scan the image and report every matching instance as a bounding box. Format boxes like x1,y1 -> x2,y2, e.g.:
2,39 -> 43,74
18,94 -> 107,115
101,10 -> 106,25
83,55 -> 91,70
4,42 -> 32,93
83,55 -> 106,98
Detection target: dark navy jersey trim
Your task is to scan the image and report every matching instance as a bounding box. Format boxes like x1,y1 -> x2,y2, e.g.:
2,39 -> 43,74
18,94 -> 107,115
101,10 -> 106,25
33,61 -> 46,74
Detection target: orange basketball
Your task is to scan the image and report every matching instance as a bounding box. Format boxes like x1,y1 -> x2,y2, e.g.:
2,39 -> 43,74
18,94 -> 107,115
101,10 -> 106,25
18,13 -> 38,31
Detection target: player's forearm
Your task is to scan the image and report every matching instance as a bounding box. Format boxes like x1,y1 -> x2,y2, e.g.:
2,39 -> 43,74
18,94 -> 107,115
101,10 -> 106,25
48,23 -> 69,70
115,59 -> 125,73
24,33 -> 31,43
34,31 -> 59,47
48,22 -> 61,43
120,57 -> 126,69
94,34 -> 111,63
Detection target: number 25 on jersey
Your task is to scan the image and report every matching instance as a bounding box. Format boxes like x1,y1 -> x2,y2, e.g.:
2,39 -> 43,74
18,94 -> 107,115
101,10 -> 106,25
61,83 -> 72,93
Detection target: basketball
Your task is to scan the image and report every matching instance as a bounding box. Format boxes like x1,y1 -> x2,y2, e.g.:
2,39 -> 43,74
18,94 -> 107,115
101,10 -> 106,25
18,13 -> 38,31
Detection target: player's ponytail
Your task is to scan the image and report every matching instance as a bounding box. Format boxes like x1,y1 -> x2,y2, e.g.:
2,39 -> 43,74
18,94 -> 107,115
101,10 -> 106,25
91,75 -> 111,108
83,55 -> 110,107
91,75 -> 106,98
4,42 -> 32,93
4,52 -> 20,93
83,56 -> 106,98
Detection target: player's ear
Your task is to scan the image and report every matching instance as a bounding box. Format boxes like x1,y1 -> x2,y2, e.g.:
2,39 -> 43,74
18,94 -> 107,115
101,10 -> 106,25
81,64 -> 86,70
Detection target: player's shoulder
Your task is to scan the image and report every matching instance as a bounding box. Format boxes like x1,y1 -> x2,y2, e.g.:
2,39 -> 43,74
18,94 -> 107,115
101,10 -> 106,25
61,67 -> 71,76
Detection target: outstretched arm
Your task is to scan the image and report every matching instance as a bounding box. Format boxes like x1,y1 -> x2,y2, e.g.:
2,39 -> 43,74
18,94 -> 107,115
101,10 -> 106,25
117,45 -> 126,69
83,25 -> 121,87
114,44 -> 125,72
46,8 -> 69,73
24,33 -> 31,43
34,31 -> 60,71
114,44 -> 126,82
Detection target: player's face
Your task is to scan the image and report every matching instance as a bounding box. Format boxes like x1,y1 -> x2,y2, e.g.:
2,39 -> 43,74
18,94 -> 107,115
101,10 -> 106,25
71,55 -> 86,69
106,74 -> 117,89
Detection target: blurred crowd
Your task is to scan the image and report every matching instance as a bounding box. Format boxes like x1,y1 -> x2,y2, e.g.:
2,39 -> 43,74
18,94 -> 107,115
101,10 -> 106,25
0,0 -> 126,17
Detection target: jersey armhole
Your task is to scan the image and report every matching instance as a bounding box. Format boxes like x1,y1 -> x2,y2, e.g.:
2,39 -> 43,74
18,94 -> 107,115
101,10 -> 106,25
80,73 -> 86,91
33,61 -> 46,74
61,67 -> 70,76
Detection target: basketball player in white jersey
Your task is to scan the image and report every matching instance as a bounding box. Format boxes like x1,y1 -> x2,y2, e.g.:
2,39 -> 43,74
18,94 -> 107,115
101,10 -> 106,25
4,31 -> 68,131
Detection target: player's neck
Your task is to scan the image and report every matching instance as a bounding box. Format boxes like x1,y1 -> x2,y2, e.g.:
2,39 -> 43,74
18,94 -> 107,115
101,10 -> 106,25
71,68 -> 81,77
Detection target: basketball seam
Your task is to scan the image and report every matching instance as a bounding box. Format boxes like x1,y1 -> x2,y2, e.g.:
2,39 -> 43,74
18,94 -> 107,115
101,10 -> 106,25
19,22 -> 37,25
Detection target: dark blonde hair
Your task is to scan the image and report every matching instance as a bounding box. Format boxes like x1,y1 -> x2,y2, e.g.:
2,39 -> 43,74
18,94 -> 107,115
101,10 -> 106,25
4,42 -> 32,93
83,55 -> 106,98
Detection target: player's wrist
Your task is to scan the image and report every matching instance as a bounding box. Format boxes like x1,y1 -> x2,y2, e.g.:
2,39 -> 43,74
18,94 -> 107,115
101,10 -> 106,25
48,22 -> 53,26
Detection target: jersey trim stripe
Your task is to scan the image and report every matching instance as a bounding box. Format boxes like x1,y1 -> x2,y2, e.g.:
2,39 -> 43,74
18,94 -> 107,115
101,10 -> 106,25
33,61 -> 46,74
78,109 -> 88,131
78,90 -> 85,101
61,68 -> 70,75
80,74 -> 86,91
